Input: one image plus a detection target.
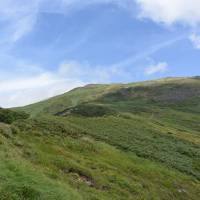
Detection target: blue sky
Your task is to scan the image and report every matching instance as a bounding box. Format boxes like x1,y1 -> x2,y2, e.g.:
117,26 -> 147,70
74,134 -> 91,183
0,0 -> 200,107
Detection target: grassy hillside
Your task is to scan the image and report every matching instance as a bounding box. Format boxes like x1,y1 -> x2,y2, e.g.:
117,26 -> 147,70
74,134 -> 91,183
1,77 -> 200,199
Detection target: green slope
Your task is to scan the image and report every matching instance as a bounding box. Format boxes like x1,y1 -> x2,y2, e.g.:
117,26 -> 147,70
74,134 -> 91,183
1,77 -> 200,199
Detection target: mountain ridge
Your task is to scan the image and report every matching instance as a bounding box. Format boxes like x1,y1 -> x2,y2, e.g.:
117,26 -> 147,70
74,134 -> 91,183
17,76 -> 199,116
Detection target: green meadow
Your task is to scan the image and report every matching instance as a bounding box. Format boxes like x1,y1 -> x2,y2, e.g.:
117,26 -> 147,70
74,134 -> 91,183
0,77 -> 200,199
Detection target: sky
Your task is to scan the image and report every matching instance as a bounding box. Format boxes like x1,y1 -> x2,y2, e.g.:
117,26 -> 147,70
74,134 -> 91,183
0,0 -> 200,108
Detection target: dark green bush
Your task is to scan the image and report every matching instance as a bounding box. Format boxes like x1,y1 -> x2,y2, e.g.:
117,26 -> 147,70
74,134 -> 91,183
0,108 -> 29,124
60,104 -> 116,117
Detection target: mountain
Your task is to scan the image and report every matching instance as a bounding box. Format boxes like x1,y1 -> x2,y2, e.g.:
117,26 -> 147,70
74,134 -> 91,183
1,77 -> 200,200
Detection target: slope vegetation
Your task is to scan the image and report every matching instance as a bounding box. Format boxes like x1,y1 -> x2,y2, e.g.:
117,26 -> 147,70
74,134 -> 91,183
2,77 -> 200,199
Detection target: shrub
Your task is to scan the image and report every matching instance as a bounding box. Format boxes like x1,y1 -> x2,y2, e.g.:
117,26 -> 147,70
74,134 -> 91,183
59,104 -> 116,117
0,108 -> 29,124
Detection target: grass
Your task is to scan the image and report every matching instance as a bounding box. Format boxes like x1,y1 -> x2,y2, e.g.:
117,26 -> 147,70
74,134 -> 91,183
64,114 -> 200,180
0,118 -> 200,200
1,76 -> 199,199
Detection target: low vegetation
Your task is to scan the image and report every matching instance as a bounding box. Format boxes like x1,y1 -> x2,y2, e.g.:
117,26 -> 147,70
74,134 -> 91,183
1,77 -> 200,199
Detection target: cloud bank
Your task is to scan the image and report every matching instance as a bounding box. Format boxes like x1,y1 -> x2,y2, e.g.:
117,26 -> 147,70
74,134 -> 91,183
0,65 -> 84,108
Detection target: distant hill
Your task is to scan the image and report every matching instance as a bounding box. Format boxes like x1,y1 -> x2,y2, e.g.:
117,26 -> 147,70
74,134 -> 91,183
18,77 -> 200,116
1,77 -> 200,200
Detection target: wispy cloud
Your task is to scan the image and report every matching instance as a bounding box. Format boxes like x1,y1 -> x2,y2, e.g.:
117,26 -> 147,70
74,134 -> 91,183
145,62 -> 168,75
0,0 -> 134,44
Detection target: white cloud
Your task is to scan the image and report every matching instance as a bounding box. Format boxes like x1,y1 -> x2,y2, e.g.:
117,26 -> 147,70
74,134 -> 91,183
0,77 -> 83,108
0,59 -> 129,108
135,1 -> 200,49
145,62 -> 168,75
189,33 -> 200,49
136,0 -> 200,26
